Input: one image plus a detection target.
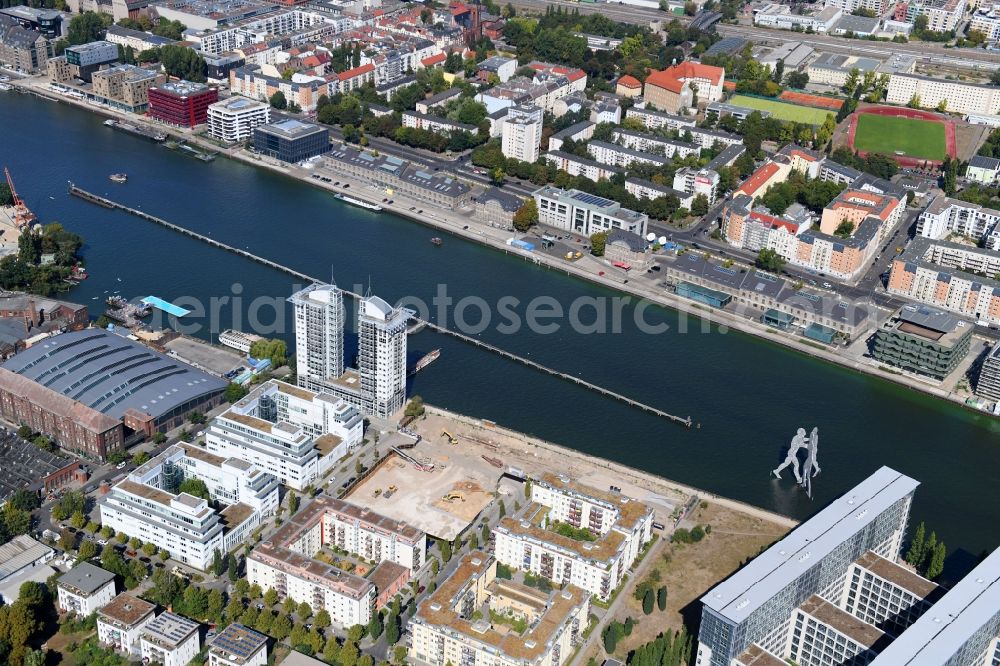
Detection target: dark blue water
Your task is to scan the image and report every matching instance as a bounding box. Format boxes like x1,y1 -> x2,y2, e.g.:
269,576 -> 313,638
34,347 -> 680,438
3,93 -> 997,569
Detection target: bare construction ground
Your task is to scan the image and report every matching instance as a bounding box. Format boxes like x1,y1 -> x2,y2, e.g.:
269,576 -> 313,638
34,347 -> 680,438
346,438 -> 502,540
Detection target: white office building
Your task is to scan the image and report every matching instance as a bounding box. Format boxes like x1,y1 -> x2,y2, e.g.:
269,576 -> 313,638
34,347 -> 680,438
140,612 -> 200,666
694,466 -> 918,666
205,379 -> 362,490
501,104 -> 543,163
208,623 -> 269,666
97,592 -> 158,656
534,185 -> 649,238
493,473 -> 653,600
99,443 -> 279,570
207,96 -> 270,143
57,562 -> 116,616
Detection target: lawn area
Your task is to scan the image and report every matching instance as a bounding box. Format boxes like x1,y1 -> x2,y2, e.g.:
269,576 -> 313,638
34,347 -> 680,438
729,95 -> 835,124
853,113 -> 947,161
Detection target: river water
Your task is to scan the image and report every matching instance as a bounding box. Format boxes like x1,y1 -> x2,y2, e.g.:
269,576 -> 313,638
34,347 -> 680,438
3,93 -> 997,569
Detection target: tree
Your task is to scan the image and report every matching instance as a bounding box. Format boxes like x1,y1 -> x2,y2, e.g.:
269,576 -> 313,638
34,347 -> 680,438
368,611 -> 384,639
315,609 -> 331,629
264,588 -> 279,606
691,194 -> 709,217
906,522 -> 927,567
490,167 -> 506,186
439,540 -> 453,563
755,248 -> 786,272
133,451 -> 151,465
385,611 -> 400,645
159,549 -> 170,561
224,382 -> 248,403
248,338 -> 287,367
590,231 -> 608,257
642,588 -> 654,614
271,613 -> 292,640
212,549 -> 225,576
159,44 -> 206,82
926,541 -> 946,579
178,478 -> 210,500
834,220 -> 855,238
784,71 -> 809,89
270,91 -> 288,110
324,637 -> 341,663
77,540 -> 98,560
404,395 -> 425,417
512,199 -> 538,232
67,11 -> 109,45
298,601 -> 312,620
657,586 -> 667,611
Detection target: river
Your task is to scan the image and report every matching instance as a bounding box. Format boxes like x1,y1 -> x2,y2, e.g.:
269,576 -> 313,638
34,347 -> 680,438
3,93 -> 997,571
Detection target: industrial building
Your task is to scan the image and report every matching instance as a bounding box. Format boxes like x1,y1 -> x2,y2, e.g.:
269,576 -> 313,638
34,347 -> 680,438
0,329 -> 226,460
0,433 -> 85,502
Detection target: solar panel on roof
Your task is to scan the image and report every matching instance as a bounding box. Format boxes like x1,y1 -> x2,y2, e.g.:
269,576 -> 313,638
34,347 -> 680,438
714,266 -> 737,276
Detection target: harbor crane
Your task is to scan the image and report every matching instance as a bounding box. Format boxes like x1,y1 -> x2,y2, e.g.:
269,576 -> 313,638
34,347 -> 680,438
4,167 -> 36,229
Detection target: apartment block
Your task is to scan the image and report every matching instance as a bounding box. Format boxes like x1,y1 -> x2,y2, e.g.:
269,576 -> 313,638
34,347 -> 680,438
208,97 -> 271,143
543,151 -> 623,182
887,73 -> 1000,115
872,304 -> 973,380
410,553 -> 590,666
90,64 -> 162,113
587,140 -> 670,169
97,593 -> 157,656
319,496 -> 426,571
208,624 -> 268,666
493,473 -> 653,600
140,612 -> 200,666
625,106 -> 697,133
100,444 -> 279,570
625,178 -> 695,209
148,80 -> 218,127
976,344 -> 1000,402
840,551 -> 938,636
402,111 -> 477,135
611,128 -> 701,159
916,195 -> 1000,249
501,104 -> 543,163
695,467 -> 918,666
57,562 -> 116,616
534,186 -> 649,238
674,167 -> 721,205
205,379 -> 362,491
246,497 -> 389,627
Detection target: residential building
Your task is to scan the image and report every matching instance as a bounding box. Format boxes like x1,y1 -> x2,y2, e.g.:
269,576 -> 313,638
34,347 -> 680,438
674,167 -> 720,205
689,126 -> 743,150
0,17 -> 50,73
230,65 -> 325,112
140,612 -> 200,666
0,329 -> 226,460
57,562 -> 116,616
626,178 -> 694,209
253,119 -> 330,162
312,496 -> 425,571
707,144 -> 747,171
64,40 -> 117,81
325,145 -> 471,210
208,624 -> 268,666
502,104 -> 543,163
787,594 -> 886,666
543,151 -> 623,183
414,87 -> 462,114
625,105 -> 697,132
868,546 -> 1000,665
695,467 -> 918,666
967,155 -> 1000,185
872,304 -> 973,380
894,0 -> 967,32
493,473 -> 653,600
104,24 -> 176,52
477,55 -> 516,83
588,140 -> 670,169
547,120 -> 595,152
100,443 -> 280,569
976,344 -> 1000,402
611,129 -> 701,159
97,593 -> 158,656
207,97 -> 271,143
148,81 -> 219,127
289,283 -> 344,383
357,295 -> 410,420
205,379 -> 362,491
402,110 -> 477,135
247,499 -> 378,627
753,4 -> 844,31
534,186 -> 649,238
888,237 -> 1000,325
886,73 -> 1000,115
916,195 -> 1000,248
66,0 -> 150,22
970,6 -> 1000,40
410,552 -> 591,666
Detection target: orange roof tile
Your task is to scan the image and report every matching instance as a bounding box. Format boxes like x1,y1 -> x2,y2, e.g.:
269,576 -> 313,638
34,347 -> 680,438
617,75 -> 641,89
644,68 -> 685,94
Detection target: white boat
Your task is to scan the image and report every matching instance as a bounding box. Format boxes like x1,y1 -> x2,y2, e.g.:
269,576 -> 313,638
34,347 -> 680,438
335,193 -> 382,211
0,83 -> 12,91
104,119 -> 115,127
109,173 -> 127,184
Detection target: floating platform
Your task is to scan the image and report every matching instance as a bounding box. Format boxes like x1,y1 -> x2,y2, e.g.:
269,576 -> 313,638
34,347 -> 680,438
141,295 -> 190,317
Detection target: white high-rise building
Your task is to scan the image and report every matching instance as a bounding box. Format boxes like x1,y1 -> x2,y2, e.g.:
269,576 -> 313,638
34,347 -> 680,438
358,295 -> 412,419
290,283 -> 346,386
205,379 -> 363,490
207,97 -> 271,143
501,104 -> 543,163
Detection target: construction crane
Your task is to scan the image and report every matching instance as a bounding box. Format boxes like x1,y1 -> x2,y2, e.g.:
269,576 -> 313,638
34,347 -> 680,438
4,167 -> 36,229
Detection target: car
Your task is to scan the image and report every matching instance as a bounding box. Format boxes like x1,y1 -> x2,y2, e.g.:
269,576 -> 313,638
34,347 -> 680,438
651,265 -> 660,271
822,282 -> 832,289
97,538 -> 108,546
463,225 -> 469,230
116,461 -> 127,469
85,485 -> 96,493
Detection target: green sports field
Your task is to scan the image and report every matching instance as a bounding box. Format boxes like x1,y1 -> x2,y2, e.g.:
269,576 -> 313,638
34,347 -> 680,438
728,95 -> 834,124
852,113 -> 947,161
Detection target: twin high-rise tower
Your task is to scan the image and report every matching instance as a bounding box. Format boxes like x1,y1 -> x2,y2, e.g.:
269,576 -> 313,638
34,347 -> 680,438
289,283 -> 412,420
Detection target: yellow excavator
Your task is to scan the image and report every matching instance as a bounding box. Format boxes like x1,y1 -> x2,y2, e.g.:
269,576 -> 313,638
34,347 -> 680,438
442,491 -> 465,502
441,430 -> 458,445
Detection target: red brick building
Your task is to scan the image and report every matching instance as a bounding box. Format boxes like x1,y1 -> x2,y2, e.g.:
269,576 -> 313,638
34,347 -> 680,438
148,81 -> 219,127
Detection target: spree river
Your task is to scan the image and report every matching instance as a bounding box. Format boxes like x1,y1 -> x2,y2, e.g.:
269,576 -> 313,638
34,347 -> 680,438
3,94 -> 998,569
